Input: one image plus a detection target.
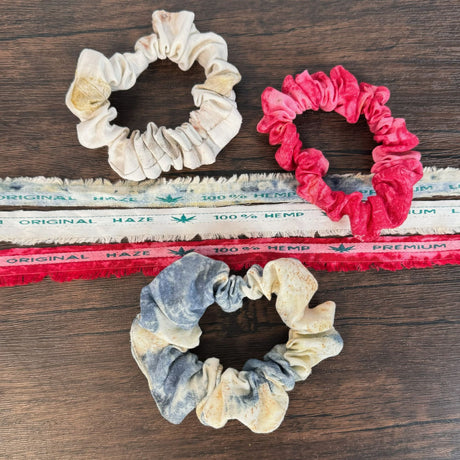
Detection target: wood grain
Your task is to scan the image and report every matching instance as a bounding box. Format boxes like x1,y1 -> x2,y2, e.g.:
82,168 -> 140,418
0,1 -> 459,458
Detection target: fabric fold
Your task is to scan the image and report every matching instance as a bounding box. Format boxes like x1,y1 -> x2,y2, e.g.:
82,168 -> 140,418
66,10 -> 242,180
130,253 -> 343,433
257,65 -> 423,240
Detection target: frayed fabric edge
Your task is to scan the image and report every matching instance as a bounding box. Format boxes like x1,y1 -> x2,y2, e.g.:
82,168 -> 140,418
3,225 -> 460,246
1,235 -> 458,287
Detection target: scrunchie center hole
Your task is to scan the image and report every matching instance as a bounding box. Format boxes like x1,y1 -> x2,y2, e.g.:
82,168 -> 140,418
193,295 -> 288,370
295,110 -> 377,175
109,59 -> 204,132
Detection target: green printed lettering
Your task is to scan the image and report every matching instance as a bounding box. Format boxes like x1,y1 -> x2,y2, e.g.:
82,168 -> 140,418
285,246 -> 310,251
281,212 -> 304,217
410,209 -> 436,215
130,251 -> 150,256
433,244 -> 447,249
94,196 -> 137,202
254,193 -> 271,198
114,217 -> 153,223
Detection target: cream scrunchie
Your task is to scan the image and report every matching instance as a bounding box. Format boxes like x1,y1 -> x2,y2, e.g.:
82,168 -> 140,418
130,253 -> 343,433
65,10 -> 242,181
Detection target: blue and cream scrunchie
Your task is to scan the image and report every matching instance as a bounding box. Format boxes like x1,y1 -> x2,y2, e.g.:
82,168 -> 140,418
130,253 -> 343,433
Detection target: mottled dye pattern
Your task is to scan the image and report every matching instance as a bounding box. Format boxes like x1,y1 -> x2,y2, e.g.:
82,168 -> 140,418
243,345 -> 298,391
66,10 -> 242,181
142,347 -> 207,424
131,253 -> 343,433
141,254 -> 253,331
257,65 -> 423,239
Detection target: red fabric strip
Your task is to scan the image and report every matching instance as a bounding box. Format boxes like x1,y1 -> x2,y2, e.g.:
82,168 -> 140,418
0,235 -> 458,287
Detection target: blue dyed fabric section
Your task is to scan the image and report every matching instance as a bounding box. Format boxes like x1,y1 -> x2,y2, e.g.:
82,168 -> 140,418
136,254 -> 300,425
243,346 -> 297,391
142,346 -> 208,424
139,253 -> 253,332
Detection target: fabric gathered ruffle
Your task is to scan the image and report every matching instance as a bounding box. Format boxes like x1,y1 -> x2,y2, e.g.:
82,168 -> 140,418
66,10 -> 242,181
130,253 -> 343,433
257,65 -> 423,240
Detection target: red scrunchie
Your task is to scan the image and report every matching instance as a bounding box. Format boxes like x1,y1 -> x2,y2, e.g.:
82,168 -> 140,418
257,65 -> 423,240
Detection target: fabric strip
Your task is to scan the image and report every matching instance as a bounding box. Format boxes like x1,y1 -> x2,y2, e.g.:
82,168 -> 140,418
0,167 -> 458,208
0,201 -> 458,245
1,235 -> 458,287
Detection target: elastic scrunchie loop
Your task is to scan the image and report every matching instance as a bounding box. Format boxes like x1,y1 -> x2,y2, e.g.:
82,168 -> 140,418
66,10 -> 242,181
257,65 -> 423,240
130,253 -> 343,433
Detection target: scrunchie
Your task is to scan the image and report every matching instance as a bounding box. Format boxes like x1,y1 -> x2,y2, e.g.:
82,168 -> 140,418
130,253 -> 343,433
257,65 -> 423,240
66,10 -> 242,181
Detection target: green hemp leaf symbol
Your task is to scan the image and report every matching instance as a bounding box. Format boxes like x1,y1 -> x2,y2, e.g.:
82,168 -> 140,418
168,247 -> 195,257
171,214 -> 196,223
329,243 -> 355,253
157,194 -> 183,203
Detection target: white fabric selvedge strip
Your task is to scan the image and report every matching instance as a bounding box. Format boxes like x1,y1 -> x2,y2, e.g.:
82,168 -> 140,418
0,167 -> 458,208
0,201 -> 458,245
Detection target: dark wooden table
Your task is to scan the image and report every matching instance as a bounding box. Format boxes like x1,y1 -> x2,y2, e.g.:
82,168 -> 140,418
1,1 -> 459,458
